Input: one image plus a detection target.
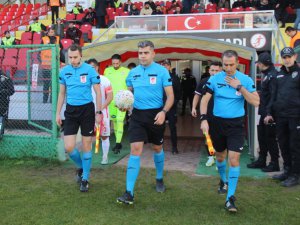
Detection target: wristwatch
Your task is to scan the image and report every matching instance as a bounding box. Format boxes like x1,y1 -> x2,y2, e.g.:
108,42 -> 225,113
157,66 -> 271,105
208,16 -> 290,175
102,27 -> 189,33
236,85 -> 243,91
162,109 -> 167,114
96,110 -> 102,114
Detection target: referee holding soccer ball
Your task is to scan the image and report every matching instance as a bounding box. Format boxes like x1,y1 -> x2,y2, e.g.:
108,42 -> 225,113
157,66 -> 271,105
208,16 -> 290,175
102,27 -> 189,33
116,40 -> 174,205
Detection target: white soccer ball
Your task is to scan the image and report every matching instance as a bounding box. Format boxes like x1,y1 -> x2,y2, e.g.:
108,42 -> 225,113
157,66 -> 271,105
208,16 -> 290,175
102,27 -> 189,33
114,90 -> 134,110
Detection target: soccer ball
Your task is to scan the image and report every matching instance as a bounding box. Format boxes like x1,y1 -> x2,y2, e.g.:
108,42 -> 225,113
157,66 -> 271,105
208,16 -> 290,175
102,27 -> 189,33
114,90 -> 134,110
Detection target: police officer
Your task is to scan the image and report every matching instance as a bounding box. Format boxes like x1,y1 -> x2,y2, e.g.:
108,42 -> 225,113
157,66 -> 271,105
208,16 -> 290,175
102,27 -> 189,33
56,44 -> 103,192
0,71 -> 14,137
162,59 -> 181,154
266,47 -> 300,187
247,52 -> 280,172
181,68 -> 196,115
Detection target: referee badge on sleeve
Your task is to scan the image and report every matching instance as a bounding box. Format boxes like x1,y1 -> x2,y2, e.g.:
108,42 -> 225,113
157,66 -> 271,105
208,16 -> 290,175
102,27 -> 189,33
80,75 -> 87,83
150,77 -> 157,84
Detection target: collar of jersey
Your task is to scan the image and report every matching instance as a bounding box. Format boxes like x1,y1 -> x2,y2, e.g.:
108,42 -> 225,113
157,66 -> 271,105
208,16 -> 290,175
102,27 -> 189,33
141,62 -> 154,69
71,61 -> 83,69
220,70 -> 239,78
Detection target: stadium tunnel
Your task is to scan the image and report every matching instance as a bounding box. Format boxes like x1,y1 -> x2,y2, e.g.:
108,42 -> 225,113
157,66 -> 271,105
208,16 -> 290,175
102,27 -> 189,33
82,35 -> 258,156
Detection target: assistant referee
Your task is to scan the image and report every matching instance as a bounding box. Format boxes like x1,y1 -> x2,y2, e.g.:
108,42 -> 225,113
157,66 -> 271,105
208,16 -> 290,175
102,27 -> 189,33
56,44 -> 103,192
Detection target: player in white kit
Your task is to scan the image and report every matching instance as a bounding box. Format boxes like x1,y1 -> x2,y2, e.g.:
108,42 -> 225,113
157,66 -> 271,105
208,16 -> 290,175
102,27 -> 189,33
88,58 -> 113,164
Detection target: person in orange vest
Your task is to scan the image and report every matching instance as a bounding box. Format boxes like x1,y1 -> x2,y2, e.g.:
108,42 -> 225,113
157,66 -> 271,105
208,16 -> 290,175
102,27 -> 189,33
41,28 -> 62,103
285,26 -> 300,49
48,0 -> 61,24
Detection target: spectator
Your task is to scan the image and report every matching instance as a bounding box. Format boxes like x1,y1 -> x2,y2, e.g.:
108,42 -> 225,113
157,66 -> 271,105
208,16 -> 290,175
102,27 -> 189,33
129,4 -> 140,15
292,0 -> 300,29
48,0 -> 61,24
1,31 -> 16,46
29,17 -> 47,33
71,2 -> 83,15
232,0 -> 245,8
285,26 -> 300,49
66,21 -> 81,44
124,0 -> 133,12
182,0 -> 193,13
218,0 -> 231,9
52,18 -> 65,39
180,68 -> 196,115
105,0 -> 113,8
152,5 -> 164,15
245,0 -> 257,8
174,6 -> 182,14
145,0 -> 157,11
140,3 -> 153,15
196,0 -> 206,13
82,7 -> 96,25
113,0 -> 123,8
275,0 -> 289,28
95,0 -> 107,28
168,0 -> 181,12
256,0 -> 273,10
41,28 -> 63,103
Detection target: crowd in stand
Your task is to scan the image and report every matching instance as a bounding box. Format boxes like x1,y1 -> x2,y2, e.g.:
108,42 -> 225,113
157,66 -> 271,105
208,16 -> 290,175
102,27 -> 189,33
61,0 -> 299,29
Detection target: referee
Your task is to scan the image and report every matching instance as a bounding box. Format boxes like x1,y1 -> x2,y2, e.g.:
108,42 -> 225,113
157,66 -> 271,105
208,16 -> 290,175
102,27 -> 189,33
200,50 -> 259,212
117,40 -> 174,205
56,44 -> 103,192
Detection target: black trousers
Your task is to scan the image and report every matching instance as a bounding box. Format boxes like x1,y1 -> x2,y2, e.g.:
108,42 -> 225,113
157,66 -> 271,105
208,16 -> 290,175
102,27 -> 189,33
182,92 -> 193,114
257,116 -> 279,163
275,8 -> 289,26
42,69 -> 51,103
276,117 -> 300,174
166,103 -> 178,151
51,6 -> 59,24
96,16 -> 106,28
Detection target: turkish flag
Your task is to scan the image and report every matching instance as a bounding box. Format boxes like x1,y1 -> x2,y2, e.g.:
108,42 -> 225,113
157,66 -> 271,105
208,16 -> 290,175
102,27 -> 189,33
168,15 -> 221,31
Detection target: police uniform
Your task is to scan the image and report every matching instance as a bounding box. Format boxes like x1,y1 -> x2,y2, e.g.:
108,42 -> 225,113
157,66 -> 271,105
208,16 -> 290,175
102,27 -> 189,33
165,70 -> 181,153
255,64 -> 279,170
59,63 -> 100,136
206,70 -> 256,152
267,49 -> 300,185
126,62 -> 172,145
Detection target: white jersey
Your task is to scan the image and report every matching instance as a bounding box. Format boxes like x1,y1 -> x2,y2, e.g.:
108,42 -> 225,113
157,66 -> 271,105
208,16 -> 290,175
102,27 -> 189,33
92,75 -> 112,136
92,75 -> 112,113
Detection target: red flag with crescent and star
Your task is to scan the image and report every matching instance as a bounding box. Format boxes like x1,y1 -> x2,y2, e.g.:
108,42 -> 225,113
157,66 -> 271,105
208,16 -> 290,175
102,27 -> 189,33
167,15 -> 221,31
